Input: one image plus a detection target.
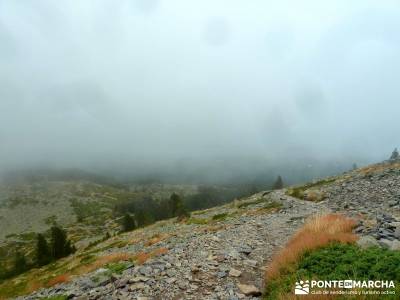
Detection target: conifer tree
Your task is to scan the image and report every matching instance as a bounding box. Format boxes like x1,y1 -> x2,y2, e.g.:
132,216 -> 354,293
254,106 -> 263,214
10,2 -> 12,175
36,233 -> 50,266
169,193 -> 189,220
13,252 -> 27,275
390,148 -> 399,160
272,175 -> 284,190
50,225 -> 74,259
122,213 -> 136,232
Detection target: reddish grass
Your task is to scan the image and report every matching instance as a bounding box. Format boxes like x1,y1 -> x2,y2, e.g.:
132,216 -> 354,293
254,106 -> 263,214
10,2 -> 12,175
135,247 -> 169,264
266,213 -> 358,281
144,233 -> 166,246
135,252 -> 151,264
152,247 -> 168,256
46,274 -> 71,287
27,280 -> 44,293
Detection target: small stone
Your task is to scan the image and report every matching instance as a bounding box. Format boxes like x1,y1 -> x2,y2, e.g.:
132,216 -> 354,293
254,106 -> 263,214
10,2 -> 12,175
177,281 -> 187,290
244,259 -> 258,267
237,284 -> 261,296
165,277 -> 177,284
216,271 -> 227,278
379,239 -> 400,250
130,282 -> 146,290
357,236 -> 380,249
229,268 -> 242,277
139,266 -> 152,276
129,276 -> 150,283
238,245 -> 252,255
211,236 -> 220,242
166,269 -> 176,277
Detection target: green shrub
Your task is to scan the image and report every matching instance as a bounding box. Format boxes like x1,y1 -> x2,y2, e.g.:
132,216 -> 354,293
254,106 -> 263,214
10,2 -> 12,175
186,218 -> 209,225
265,243 -> 400,299
212,213 -> 228,221
106,262 -> 127,274
263,201 -> 283,210
237,198 -> 265,208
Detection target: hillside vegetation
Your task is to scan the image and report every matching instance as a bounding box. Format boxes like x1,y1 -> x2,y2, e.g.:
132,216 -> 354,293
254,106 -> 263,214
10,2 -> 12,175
0,160 -> 399,299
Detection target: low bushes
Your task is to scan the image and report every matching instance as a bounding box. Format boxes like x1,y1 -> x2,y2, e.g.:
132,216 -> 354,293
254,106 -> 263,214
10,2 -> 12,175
263,213 -> 400,299
265,243 -> 400,299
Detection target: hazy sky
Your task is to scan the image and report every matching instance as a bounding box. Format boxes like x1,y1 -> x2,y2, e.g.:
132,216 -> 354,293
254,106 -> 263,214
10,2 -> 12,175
1,0 -> 399,170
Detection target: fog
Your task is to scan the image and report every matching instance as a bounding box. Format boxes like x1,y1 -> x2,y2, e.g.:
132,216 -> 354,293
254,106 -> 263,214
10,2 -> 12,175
1,1 -> 399,182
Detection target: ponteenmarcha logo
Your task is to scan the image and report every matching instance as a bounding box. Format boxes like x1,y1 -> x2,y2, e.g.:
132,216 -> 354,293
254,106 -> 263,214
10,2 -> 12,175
295,280 -> 310,295
294,279 -> 396,296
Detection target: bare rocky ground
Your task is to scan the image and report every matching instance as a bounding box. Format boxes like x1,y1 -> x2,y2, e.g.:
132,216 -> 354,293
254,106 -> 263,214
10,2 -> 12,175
14,160 -> 400,300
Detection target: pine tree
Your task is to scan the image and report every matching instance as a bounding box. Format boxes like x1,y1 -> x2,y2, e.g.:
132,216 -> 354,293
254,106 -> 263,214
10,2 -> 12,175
36,233 -> 50,266
272,175 -> 284,190
135,210 -> 154,227
50,226 -> 74,259
169,193 -> 189,220
170,193 -> 183,217
122,213 -> 136,232
13,252 -> 27,275
390,148 -> 399,160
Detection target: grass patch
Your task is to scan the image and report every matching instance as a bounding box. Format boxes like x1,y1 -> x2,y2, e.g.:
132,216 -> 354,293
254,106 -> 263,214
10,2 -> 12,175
79,254 -> 96,264
74,252 -> 134,275
212,213 -> 229,221
186,218 -> 209,225
263,201 -> 283,210
264,243 -> 400,300
106,262 -> 127,274
286,178 -> 336,201
237,197 -> 265,208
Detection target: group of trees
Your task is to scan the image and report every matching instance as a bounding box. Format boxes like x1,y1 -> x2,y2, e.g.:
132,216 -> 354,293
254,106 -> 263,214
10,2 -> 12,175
0,226 -> 75,282
120,193 -> 189,232
118,178 -> 287,233
36,226 -> 75,265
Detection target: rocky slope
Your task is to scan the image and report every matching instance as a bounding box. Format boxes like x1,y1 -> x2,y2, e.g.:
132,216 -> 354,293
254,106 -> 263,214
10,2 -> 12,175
5,160 -> 400,299
17,191 -> 325,300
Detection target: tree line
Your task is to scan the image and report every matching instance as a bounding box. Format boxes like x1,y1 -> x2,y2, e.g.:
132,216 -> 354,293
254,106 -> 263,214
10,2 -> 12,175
117,178 -> 285,233
0,225 -> 75,282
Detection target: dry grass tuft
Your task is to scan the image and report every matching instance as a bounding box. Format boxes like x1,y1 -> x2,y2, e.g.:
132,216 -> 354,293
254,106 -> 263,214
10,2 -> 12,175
46,274 -> 71,287
135,252 -> 151,264
266,213 -> 358,281
144,233 -> 168,246
152,247 -> 168,256
135,247 -> 169,264
359,161 -> 400,175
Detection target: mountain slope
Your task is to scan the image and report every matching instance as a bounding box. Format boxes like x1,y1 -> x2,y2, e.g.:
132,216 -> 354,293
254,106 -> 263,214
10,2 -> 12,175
1,160 -> 399,299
